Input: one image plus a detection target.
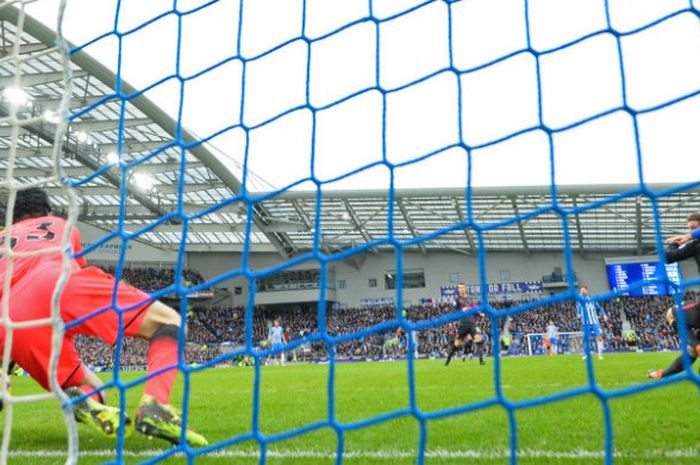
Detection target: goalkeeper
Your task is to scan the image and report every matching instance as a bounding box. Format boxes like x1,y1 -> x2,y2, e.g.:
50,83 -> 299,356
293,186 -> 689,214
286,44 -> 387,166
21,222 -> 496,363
0,188 -> 207,447
664,212 -> 700,265
648,212 -> 700,379
648,303 -> 700,379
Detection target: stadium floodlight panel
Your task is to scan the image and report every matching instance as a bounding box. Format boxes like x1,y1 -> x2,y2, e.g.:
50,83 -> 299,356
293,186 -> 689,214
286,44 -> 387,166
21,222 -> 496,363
106,151 -> 119,165
74,130 -> 89,143
42,109 -> 60,124
2,87 -> 31,106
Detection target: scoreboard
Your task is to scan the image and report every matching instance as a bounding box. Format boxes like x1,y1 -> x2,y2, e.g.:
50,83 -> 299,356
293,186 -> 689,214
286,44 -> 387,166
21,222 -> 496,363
606,261 -> 682,296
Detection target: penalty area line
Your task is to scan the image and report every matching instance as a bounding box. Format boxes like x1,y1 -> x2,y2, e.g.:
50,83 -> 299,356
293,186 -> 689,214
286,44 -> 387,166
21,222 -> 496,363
8,448 -> 700,460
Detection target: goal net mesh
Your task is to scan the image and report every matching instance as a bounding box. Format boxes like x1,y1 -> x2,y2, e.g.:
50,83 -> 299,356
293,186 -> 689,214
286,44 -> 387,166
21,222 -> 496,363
0,0 -> 699,464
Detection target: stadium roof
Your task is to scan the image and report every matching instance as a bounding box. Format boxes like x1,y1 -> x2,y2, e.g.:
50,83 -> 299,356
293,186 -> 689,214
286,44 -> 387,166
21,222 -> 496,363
0,6 -> 698,258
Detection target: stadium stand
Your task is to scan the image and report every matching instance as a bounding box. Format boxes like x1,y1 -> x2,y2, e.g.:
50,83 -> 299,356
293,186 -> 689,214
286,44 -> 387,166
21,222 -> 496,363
74,291 -> 697,369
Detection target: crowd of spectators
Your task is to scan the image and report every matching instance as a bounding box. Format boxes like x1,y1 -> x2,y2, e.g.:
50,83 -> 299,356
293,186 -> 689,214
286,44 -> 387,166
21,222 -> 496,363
102,266 -> 206,292
73,278 -> 698,368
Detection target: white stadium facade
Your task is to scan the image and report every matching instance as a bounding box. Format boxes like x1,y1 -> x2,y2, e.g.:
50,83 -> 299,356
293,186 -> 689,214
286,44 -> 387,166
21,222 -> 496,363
1,5 -> 698,310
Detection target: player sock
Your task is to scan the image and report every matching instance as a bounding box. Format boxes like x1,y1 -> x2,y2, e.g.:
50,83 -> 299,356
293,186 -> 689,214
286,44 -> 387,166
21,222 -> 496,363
145,324 -> 179,405
445,343 -> 457,365
662,355 -> 697,378
463,341 -> 472,355
597,340 -> 603,357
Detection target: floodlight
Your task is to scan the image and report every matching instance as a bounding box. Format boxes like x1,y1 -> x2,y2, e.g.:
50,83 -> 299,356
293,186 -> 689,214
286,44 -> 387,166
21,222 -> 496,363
2,87 -> 31,106
133,172 -> 156,191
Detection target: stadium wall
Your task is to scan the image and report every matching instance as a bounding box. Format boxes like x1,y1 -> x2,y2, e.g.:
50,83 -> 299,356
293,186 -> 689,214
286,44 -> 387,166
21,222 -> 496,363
186,251 -> 698,308
80,221 -> 176,264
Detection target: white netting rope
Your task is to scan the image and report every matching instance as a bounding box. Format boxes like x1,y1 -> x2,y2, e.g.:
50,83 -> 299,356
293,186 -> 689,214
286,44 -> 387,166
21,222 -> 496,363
0,1 -> 79,464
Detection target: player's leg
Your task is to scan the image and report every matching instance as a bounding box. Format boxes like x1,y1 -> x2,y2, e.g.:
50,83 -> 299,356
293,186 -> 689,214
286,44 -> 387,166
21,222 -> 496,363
271,342 -> 285,366
66,363 -> 106,404
596,329 -> 604,359
461,339 -> 472,361
63,360 -> 132,438
131,301 -> 207,446
445,337 -> 462,366
448,320 -> 474,366
11,323 -> 129,438
477,343 -> 485,365
5,271 -> 128,438
60,267 -> 207,447
582,328 -> 594,359
132,300 -> 181,404
411,331 -> 419,359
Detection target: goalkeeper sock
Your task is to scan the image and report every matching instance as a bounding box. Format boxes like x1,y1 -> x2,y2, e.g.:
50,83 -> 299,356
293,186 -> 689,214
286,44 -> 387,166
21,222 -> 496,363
597,340 -> 604,357
145,324 -> 179,404
662,355 -> 697,377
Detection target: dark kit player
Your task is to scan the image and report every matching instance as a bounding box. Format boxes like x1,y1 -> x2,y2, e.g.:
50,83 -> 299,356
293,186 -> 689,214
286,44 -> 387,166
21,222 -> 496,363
0,188 -> 207,446
648,212 -> 700,379
445,283 -> 482,366
648,304 -> 700,379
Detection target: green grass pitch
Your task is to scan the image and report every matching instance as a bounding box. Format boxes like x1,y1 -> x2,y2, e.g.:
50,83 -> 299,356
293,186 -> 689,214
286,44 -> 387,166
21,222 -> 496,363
4,352 -> 700,465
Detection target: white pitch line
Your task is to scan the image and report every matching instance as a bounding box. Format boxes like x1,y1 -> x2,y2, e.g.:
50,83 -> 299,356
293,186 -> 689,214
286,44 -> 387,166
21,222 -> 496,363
7,448 -> 700,460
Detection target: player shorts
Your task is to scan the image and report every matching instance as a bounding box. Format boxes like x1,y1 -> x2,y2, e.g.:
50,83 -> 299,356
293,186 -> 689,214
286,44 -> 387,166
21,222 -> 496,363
585,324 -> 602,338
549,337 -> 558,346
272,342 -> 284,352
6,265 -> 153,391
457,319 -> 476,340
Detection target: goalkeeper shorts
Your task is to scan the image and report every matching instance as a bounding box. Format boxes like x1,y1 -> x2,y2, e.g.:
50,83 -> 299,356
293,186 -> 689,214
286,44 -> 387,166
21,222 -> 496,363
4,266 -> 152,391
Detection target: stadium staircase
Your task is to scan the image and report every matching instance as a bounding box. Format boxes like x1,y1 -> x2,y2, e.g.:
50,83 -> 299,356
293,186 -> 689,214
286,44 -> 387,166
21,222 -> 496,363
618,306 -> 634,335
194,311 -> 221,340
209,288 -> 231,306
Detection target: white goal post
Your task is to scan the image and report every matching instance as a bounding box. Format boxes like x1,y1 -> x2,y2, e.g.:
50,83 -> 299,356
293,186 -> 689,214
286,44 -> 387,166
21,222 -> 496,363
526,332 -> 585,356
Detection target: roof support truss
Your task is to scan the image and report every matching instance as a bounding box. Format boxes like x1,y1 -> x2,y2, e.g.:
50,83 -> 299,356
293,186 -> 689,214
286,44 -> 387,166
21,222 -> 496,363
343,199 -> 377,254
571,196 -> 586,256
636,197 -> 643,255
452,197 -> 476,255
397,198 -> 426,254
510,197 -> 530,255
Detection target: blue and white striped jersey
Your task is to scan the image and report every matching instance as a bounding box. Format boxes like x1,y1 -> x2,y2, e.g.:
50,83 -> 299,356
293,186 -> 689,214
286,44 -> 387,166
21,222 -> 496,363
269,326 -> 284,344
576,298 -> 606,326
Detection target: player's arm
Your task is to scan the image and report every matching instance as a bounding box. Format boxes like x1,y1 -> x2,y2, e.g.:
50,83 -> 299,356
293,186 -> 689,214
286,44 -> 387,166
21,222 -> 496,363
664,240 -> 698,264
665,228 -> 700,245
596,303 -> 608,322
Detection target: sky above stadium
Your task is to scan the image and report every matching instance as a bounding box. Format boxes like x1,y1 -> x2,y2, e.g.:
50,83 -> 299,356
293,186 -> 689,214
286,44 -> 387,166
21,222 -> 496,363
25,0 -> 700,192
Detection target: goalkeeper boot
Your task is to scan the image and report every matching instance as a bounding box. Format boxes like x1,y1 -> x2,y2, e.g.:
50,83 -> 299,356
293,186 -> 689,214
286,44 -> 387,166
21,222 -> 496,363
135,395 -> 208,447
65,387 -> 131,438
648,369 -> 663,379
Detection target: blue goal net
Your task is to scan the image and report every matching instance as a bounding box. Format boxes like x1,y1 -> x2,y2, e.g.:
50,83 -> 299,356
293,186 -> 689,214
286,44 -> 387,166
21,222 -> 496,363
1,0 -> 699,464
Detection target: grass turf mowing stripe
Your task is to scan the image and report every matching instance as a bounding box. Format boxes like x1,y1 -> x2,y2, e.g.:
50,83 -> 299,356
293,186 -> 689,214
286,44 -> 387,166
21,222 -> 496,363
10,448 -> 700,459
